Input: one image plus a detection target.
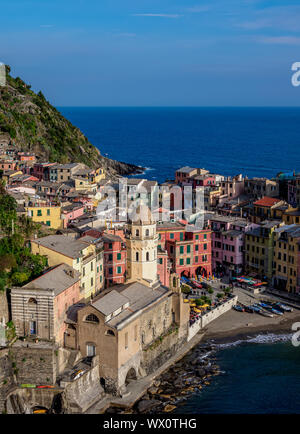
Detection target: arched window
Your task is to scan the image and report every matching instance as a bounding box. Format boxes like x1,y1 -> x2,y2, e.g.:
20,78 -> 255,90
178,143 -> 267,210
85,313 -> 99,323
105,329 -> 115,336
136,252 -> 139,261
135,229 -> 139,236
145,229 -> 149,237
146,252 -> 149,261
28,298 -> 37,304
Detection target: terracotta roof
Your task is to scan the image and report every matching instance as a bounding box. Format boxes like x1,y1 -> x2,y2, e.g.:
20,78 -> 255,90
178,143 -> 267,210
253,197 -> 281,207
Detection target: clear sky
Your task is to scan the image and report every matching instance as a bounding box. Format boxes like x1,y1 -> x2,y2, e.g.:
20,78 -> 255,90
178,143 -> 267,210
1,0 -> 300,106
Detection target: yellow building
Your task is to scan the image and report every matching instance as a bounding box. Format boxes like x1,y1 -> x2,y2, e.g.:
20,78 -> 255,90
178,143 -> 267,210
31,234 -> 100,299
272,224 -> 300,294
26,205 -> 62,229
245,220 -> 282,280
74,177 -> 97,193
282,208 -> 300,225
93,167 -> 105,183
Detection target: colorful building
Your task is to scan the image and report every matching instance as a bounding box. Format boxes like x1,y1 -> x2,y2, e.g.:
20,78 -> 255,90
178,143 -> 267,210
156,221 -> 212,278
245,220 -> 282,281
31,235 -> 99,299
103,233 -> 127,287
272,224 -> 300,294
11,263 -> 81,345
26,205 -> 62,229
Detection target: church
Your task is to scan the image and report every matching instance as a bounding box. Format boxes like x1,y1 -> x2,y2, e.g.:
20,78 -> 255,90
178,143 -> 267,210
64,205 -> 190,395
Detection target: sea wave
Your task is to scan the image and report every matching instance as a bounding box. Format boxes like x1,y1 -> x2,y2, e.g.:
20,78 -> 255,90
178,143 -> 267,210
213,333 -> 292,350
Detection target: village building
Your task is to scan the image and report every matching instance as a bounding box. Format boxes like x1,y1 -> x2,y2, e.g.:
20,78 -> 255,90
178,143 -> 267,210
11,264 -> 81,345
272,224 -> 300,294
31,235 -> 101,299
64,206 -> 190,395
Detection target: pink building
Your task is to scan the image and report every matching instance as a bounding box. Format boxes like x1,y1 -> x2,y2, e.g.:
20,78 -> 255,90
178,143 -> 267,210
32,162 -> 56,181
61,203 -> 86,228
11,263 -> 81,346
157,248 -> 171,287
209,215 -> 258,277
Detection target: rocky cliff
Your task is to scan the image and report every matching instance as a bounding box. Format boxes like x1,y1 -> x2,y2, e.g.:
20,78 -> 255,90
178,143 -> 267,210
0,66 -> 143,177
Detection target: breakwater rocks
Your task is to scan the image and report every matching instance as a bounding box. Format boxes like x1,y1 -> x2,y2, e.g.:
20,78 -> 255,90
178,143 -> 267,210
105,342 -> 222,415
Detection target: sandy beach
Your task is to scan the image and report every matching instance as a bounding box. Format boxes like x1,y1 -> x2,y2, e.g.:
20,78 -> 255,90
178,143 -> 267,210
202,307 -> 300,343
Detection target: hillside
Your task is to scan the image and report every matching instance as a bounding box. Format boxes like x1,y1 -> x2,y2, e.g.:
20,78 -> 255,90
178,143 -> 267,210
0,65 -> 142,177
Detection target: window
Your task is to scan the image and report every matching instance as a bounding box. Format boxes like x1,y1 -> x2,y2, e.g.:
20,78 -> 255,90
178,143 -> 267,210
83,267 -> 85,277
159,258 -> 163,264
187,258 -> 190,265
106,330 -> 115,336
37,209 -> 42,216
180,232 -> 184,241
117,266 -> 122,274
187,245 -> 191,253
91,277 -> 93,286
109,254 -> 113,261
136,252 -> 139,261
46,221 -> 51,226
180,259 -> 184,266
136,229 -> 139,237
204,243 -> 207,250
109,243 -> 112,249
195,245 -> 199,251
204,234 -> 207,239
86,343 -> 96,357
195,234 -> 199,240
180,246 -> 184,254
170,233 -> 174,239
195,256 -> 198,263
145,229 -> 149,236
134,325 -> 137,341
146,252 -> 150,261
109,267 -> 113,275
47,209 -> 50,216
85,314 -> 99,323
117,253 -> 121,260
91,262 -> 93,271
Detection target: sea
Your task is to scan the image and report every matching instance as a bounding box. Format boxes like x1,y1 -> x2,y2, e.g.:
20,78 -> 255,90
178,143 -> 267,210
58,106 -> 300,413
58,107 -> 300,183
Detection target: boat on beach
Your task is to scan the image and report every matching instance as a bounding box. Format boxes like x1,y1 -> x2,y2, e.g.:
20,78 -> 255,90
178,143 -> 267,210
258,303 -> 283,315
233,305 -> 244,312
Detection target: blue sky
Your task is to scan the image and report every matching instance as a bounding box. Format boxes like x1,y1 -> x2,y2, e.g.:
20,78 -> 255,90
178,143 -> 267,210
1,0 -> 300,106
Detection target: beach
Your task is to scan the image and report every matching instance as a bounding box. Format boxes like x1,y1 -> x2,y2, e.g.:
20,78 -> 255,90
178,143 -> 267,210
203,308 -> 300,343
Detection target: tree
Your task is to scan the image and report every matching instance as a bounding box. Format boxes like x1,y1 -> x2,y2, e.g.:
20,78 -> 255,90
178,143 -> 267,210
0,186 -> 17,235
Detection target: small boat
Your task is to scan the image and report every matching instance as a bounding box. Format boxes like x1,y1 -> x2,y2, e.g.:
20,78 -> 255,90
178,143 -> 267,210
20,384 -> 36,388
244,306 -> 255,313
233,305 -> 244,312
33,409 -> 47,414
273,302 -> 293,312
258,310 -> 274,318
249,305 -> 261,314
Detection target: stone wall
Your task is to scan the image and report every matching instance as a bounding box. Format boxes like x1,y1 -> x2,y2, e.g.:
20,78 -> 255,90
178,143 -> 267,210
10,343 -> 57,385
188,296 -> 237,341
62,356 -> 104,413
0,348 -> 15,413
140,325 -> 187,375
0,291 -> 9,323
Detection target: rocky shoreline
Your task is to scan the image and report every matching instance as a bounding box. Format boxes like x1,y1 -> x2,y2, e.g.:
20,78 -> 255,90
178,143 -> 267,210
105,342 -> 221,415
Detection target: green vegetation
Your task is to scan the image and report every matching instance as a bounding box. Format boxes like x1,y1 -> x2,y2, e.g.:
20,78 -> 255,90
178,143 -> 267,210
216,292 -> 224,299
0,66 -> 101,168
181,284 -> 191,294
0,183 -> 47,291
